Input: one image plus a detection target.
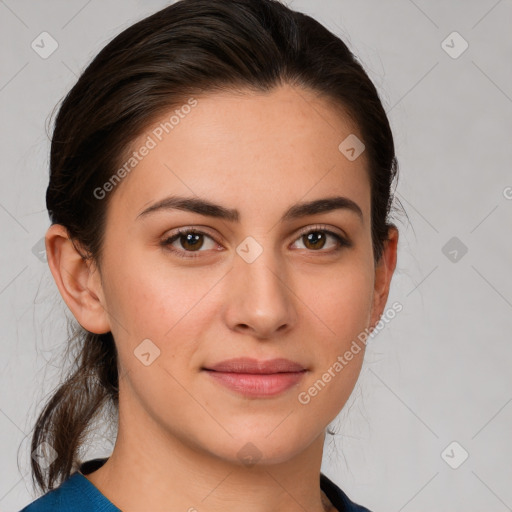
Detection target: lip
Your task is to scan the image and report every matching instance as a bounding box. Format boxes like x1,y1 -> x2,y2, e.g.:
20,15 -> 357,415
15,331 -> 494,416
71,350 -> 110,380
202,357 -> 307,398
204,357 -> 306,374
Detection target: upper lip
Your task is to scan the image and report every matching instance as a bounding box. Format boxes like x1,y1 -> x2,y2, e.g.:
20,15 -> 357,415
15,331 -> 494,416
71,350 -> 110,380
204,357 -> 306,374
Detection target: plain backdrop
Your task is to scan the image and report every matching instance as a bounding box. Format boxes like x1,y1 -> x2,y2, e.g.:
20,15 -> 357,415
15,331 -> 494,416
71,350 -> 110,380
1,1 -> 511,511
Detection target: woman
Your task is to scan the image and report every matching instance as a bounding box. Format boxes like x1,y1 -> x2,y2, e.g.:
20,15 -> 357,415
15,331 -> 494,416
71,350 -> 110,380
20,0 -> 399,510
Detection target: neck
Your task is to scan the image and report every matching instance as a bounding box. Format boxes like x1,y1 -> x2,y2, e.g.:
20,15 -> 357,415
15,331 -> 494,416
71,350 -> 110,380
85,390 -> 333,512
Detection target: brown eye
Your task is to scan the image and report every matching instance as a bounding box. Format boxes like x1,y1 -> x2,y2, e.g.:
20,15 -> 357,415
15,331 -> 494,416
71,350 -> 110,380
161,229 -> 217,258
302,231 -> 327,250
176,232 -> 204,251
292,228 -> 350,253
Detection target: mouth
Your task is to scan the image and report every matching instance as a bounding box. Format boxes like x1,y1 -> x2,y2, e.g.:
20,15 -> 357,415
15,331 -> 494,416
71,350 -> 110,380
202,357 -> 307,397
203,357 -> 306,374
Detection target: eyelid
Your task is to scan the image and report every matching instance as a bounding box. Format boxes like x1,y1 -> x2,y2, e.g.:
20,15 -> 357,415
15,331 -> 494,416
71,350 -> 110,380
161,223 -> 351,258
163,223 -> 348,242
290,223 -> 352,253
293,223 -> 348,241
162,225 -> 220,243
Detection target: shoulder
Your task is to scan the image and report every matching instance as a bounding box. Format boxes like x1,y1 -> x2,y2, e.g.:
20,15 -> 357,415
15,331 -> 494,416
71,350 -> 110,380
19,472 -> 118,512
320,472 -> 373,512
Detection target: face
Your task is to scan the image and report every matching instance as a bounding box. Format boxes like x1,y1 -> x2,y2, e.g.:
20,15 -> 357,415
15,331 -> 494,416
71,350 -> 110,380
87,84 -> 391,465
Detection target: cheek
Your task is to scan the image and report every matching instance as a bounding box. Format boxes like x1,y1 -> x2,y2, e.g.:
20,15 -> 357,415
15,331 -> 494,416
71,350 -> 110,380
102,254 -> 219,387
103,246 -> 208,334
300,261 -> 374,340
295,262 -> 373,410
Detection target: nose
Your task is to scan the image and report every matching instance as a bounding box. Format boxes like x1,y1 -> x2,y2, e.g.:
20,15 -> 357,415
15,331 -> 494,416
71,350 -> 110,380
222,246 -> 297,340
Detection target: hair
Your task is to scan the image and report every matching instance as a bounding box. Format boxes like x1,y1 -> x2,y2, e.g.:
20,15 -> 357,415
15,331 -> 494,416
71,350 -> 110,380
27,0 -> 402,493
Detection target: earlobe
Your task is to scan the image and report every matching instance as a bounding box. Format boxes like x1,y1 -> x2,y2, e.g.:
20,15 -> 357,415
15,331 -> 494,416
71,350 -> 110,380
369,226 -> 399,329
45,224 -> 111,334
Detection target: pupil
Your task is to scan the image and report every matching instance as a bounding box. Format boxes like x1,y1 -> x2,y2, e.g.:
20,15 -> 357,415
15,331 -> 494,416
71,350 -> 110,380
306,232 -> 324,249
184,233 -> 202,250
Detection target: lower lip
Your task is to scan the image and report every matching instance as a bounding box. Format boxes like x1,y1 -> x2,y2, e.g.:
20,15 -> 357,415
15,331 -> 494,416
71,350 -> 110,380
204,370 -> 306,397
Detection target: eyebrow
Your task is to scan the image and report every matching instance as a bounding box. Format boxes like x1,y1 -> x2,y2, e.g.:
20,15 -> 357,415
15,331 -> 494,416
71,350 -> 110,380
136,195 -> 363,223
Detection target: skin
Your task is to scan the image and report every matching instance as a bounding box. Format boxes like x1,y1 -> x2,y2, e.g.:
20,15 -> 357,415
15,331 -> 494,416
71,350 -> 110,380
46,83 -> 398,512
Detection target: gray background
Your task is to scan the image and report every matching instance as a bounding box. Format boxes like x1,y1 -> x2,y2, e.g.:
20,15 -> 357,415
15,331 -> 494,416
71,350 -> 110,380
1,0 -> 511,510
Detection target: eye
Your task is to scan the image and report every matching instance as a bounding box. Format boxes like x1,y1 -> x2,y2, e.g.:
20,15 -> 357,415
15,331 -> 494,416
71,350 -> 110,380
161,228 -> 218,258
161,225 -> 351,259
291,225 -> 351,253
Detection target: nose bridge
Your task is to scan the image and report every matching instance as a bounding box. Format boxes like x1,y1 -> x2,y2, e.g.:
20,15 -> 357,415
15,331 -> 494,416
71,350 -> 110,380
224,237 -> 296,337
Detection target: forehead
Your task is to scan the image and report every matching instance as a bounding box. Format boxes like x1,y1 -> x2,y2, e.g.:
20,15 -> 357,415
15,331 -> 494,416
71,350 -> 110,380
108,84 -> 370,224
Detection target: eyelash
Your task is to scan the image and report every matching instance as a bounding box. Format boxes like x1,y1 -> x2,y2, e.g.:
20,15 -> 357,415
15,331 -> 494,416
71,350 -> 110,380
160,225 -> 351,259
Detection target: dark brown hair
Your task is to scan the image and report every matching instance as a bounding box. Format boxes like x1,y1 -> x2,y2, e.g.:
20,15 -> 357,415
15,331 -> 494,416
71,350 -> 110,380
27,0 -> 401,493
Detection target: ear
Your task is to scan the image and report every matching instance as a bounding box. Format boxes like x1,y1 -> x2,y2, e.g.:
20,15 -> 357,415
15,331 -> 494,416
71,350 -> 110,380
45,224 -> 111,334
369,226 -> 399,329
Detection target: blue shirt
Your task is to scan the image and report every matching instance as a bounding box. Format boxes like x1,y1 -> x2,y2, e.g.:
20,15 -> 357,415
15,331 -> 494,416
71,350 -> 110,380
20,458 -> 372,512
